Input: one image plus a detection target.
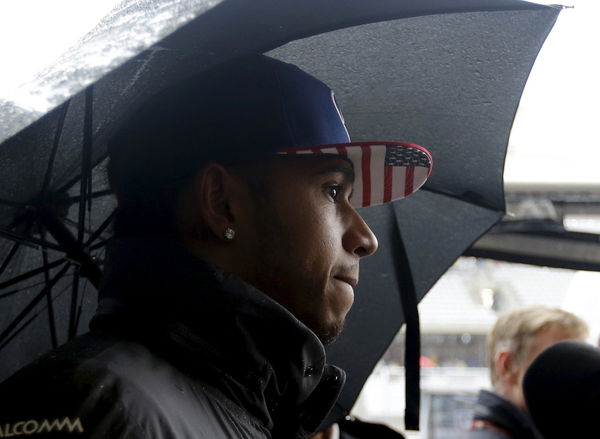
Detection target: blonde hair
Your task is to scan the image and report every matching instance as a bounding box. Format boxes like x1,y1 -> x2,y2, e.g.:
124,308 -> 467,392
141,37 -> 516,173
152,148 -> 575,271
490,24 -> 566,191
488,306 -> 588,386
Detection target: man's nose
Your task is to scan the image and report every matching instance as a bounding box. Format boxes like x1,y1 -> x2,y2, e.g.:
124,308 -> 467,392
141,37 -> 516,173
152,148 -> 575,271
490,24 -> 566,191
344,208 -> 378,258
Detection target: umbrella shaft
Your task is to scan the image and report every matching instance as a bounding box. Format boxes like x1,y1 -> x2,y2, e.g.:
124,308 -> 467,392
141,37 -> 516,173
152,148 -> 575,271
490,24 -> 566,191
39,210 -> 101,288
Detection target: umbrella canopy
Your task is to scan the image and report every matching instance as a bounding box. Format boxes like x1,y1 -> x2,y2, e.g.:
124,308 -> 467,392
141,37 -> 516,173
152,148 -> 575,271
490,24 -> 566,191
267,8 -> 560,423
0,0 -> 559,429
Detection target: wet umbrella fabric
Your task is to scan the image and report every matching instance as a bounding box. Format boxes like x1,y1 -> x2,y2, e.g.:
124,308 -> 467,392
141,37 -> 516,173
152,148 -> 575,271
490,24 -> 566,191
267,9 -> 560,426
0,0 -> 559,431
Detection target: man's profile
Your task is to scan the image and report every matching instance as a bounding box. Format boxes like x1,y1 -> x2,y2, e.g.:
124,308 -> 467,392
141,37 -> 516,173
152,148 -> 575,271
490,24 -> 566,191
467,306 -> 588,439
0,55 -> 431,438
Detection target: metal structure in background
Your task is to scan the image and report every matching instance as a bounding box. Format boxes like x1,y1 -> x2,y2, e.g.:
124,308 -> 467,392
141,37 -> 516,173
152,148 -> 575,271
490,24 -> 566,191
0,0 -> 560,431
468,194 -> 600,271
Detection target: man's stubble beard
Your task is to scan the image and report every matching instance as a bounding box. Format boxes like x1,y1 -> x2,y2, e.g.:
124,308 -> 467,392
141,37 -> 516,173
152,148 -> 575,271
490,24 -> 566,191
318,320 -> 345,345
250,203 -> 346,346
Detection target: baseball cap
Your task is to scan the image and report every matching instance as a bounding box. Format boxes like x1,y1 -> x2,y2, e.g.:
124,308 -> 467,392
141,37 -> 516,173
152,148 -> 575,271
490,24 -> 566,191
108,54 -> 432,207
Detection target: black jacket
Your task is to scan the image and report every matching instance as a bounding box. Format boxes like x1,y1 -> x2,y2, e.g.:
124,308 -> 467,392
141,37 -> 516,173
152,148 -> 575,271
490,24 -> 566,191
0,238 -> 345,438
465,390 -> 542,439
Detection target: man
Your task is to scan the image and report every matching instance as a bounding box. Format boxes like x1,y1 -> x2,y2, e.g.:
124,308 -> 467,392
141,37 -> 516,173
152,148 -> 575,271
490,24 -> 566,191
0,55 -> 431,438
467,306 -> 588,439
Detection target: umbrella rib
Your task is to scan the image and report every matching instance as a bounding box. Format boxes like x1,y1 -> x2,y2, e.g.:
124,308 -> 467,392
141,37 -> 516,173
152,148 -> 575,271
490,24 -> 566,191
62,217 -> 99,238
85,211 -> 116,247
41,100 -> 71,197
0,241 -> 21,277
420,186 -> 504,213
55,153 -> 109,196
0,262 -> 71,349
66,189 -> 113,204
37,211 -> 102,288
90,238 -> 111,251
0,314 -> 39,353
0,289 -> 25,300
68,268 -> 81,340
0,228 -> 63,252
0,219 -> 37,278
0,279 -> 73,353
74,86 -> 94,344
0,259 -> 65,290
74,246 -> 105,332
0,279 -> 52,300
39,226 -> 58,348
78,86 -> 94,245
74,276 -> 91,335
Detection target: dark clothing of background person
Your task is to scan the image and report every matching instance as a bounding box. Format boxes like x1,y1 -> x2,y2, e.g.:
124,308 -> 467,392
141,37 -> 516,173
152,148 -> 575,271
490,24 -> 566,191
338,417 -> 406,438
523,340 -> 600,439
466,390 -> 541,439
0,237 -> 345,439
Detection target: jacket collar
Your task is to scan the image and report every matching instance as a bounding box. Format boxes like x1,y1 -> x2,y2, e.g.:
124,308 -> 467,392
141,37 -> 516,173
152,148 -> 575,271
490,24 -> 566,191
92,237 -> 345,437
473,390 -> 542,439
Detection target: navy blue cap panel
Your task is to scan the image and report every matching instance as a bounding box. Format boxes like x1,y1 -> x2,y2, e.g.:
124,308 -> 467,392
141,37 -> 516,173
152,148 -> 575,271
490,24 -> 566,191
273,61 -> 350,147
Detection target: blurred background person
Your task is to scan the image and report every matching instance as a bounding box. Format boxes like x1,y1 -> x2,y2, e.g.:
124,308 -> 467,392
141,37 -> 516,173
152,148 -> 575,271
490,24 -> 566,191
466,306 -> 588,439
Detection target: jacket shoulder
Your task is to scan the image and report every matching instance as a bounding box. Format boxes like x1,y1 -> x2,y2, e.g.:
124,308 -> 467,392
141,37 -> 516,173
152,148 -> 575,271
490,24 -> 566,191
0,333 -> 151,437
0,333 -> 268,438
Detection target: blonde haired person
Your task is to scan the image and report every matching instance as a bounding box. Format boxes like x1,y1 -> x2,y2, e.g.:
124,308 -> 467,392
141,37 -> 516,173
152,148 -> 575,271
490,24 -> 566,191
466,306 -> 588,439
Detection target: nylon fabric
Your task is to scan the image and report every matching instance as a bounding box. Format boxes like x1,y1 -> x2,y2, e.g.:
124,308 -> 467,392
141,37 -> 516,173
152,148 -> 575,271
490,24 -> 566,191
0,237 -> 345,438
466,390 -> 542,439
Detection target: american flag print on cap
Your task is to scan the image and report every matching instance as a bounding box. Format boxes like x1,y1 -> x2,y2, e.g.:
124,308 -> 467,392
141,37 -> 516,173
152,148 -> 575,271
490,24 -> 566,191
276,141 -> 432,208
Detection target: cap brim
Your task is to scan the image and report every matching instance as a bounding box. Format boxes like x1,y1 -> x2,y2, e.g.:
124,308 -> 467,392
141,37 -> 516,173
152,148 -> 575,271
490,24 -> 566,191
277,141 -> 432,208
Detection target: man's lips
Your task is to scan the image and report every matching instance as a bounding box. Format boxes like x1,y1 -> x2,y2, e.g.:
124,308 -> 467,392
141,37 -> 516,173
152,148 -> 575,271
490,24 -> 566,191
333,275 -> 358,288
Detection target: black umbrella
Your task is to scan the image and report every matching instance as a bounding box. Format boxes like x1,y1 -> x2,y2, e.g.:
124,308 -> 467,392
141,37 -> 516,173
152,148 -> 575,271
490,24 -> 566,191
0,0 -> 560,431
267,8 -> 560,427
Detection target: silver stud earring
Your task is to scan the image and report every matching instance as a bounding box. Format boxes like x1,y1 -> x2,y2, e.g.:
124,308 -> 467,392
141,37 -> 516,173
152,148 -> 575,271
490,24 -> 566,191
223,228 -> 236,241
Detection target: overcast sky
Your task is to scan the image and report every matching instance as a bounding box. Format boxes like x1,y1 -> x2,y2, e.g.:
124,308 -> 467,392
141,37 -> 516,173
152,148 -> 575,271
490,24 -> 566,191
0,1 -> 118,92
0,0 -> 597,190
504,0 -> 600,190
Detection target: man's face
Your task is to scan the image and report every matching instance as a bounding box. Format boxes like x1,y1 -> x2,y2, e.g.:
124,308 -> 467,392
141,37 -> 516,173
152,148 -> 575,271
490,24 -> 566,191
236,155 -> 378,344
512,325 -> 585,410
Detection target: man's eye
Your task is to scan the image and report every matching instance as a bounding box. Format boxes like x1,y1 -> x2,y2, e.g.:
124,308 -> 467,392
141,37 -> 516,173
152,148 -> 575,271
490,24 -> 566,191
327,186 -> 341,200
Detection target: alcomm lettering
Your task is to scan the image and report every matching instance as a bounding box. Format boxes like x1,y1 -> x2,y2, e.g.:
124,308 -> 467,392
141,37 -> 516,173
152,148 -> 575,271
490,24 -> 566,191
0,417 -> 83,436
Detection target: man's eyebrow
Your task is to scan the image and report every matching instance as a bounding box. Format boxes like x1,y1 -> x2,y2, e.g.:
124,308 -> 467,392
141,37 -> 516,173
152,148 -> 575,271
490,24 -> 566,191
315,165 -> 355,183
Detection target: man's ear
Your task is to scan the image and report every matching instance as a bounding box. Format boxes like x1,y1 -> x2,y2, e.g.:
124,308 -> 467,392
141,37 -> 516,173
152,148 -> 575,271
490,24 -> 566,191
496,350 -> 519,385
181,163 -> 242,242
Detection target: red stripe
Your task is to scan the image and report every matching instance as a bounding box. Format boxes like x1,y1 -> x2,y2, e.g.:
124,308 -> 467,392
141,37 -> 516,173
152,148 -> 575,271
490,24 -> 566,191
311,147 -> 322,154
404,166 -> 414,196
362,147 -> 371,206
383,165 -> 392,203
335,145 -> 348,156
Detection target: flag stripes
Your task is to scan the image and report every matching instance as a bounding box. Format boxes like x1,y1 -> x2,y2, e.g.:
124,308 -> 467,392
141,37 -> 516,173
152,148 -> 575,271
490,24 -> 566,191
276,142 -> 432,208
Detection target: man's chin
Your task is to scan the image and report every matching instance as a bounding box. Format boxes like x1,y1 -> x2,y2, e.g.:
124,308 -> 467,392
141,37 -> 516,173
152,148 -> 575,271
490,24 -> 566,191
315,318 -> 345,346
